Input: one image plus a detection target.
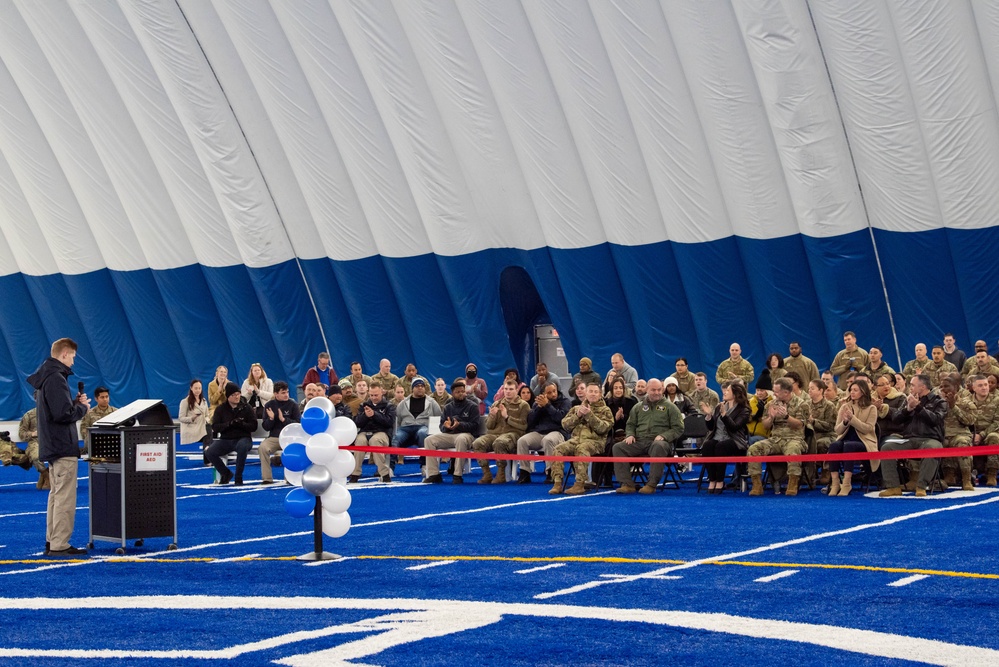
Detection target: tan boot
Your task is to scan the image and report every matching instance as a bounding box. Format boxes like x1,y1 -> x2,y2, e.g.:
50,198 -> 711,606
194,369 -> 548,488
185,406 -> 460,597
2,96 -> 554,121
616,483 -> 637,494
915,487 -> 927,497
37,468 -> 50,491
986,470 -> 997,487
477,460 -> 492,484
785,475 -> 800,496
942,469 -> 957,487
749,474 -> 763,496
492,465 -> 507,484
564,480 -> 587,495
828,474 -> 840,496
638,483 -> 657,495
961,471 -> 974,492
548,479 -> 564,495
901,479 -> 918,492
879,487 -> 902,497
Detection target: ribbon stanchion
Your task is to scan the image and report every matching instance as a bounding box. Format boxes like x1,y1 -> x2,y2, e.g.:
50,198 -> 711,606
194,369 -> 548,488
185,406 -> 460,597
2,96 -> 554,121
341,444 -> 999,466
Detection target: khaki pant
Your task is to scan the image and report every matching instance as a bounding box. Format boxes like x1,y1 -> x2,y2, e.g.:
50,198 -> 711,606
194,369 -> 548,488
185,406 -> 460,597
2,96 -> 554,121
516,431 -> 565,474
352,432 -> 391,477
424,432 -> 474,476
258,437 -> 281,482
46,457 -> 79,551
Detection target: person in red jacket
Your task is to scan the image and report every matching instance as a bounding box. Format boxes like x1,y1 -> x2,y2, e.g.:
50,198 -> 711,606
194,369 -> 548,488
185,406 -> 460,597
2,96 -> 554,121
302,352 -> 338,391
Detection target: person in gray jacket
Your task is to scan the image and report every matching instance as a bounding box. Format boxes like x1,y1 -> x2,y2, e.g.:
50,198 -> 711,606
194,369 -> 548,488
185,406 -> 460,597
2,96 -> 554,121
392,379 -> 442,450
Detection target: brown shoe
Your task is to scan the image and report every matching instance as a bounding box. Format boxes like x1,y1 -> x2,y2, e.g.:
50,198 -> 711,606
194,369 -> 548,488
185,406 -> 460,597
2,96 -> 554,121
986,472 -> 997,487
477,460 -> 493,484
961,471 -> 974,492
915,487 -> 927,497
548,481 -> 564,495
564,481 -> 587,495
616,483 -> 637,495
749,474 -> 763,496
492,466 -> 507,484
901,479 -> 918,492
942,470 -> 957,487
785,475 -> 800,497
638,483 -> 657,495
37,469 -> 50,491
818,469 -> 831,486
879,487 -> 902,497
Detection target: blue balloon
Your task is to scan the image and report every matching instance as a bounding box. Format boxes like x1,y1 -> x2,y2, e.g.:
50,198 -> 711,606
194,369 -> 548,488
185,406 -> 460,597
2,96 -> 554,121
300,406 -> 330,436
284,488 -> 315,518
282,443 -> 310,472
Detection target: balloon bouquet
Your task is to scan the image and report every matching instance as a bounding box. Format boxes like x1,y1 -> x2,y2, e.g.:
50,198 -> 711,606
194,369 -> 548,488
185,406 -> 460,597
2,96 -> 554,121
278,397 -> 358,560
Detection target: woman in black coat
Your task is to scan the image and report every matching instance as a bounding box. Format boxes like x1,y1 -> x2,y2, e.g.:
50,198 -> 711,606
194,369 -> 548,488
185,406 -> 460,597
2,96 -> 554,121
701,381 -> 751,494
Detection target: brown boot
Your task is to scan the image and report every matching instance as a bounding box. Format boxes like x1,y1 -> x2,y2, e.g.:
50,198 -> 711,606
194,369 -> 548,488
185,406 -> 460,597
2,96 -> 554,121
616,483 -> 637,494
749,474 -> 763,496
477,460 -> 492,484
492,465 -> 507,484
37,468 -> 50,491
548,479 -> 564,495
961,471 -> 974,491
564,480 -> 587,495
942,469 -> 957,487
879,487 -> 902,497
785,475 -> 800,496
987,470 -> 998,487
819,468 -> 831,486
638,483 -> 657,495
901,479 -> 918,492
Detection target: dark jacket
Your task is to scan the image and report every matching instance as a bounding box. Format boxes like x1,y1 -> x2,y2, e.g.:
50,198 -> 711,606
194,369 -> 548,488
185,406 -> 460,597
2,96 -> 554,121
27,357 -> 88,462
526,395 -> 572,435
440,398 -> 480,434
354,399 -> 395,434
261,398 -> 301,438
889,391 -> 948,442
670,393 -> 698,417
212,398 -> 257,440
606,395 -> 639,433
334,402 -> 352,419
704,402 -> 751,451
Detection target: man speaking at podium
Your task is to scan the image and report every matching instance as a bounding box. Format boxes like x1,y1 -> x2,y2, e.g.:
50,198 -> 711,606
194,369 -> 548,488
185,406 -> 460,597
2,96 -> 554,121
27,338 -> 91,557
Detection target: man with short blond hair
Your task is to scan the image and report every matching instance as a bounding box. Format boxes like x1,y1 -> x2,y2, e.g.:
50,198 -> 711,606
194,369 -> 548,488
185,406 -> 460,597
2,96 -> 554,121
29,338 -> 91,557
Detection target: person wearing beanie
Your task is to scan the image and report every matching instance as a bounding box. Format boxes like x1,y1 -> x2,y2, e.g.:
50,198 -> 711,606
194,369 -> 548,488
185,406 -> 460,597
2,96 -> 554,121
464,363 -> 488,415
572,357 -> 601,391
326,383 -> 352,418
756,369 -> 773,393
206,381 -> 257,486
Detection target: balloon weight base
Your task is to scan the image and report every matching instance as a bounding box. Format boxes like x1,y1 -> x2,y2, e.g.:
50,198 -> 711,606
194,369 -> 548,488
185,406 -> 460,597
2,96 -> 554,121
296,551 -> 340,562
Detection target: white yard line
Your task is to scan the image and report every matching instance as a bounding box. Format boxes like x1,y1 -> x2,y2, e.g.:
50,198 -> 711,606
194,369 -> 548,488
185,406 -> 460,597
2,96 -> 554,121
535,494 -> 999,600
405,560 -> 456,571
515,563 -> 566,574
887,574 -> 929,587
754,570 -> 799,583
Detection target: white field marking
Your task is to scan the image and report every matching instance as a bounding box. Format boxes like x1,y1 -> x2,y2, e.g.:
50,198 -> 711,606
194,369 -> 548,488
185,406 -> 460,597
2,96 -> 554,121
405,560 -> 456,571
515,563 -> 567,574
754,570 -> 799,583
0,596 -> 995,666
0,510 -> 48,520
535,493 -> 999,600
888,574 -> 930,587
0,492 -> 612,576
212,554 -> 261,563
599,574 -> 682,580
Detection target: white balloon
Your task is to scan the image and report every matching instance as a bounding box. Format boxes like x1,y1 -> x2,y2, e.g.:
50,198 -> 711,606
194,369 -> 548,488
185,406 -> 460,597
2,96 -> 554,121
328,449 -> 355,478
278,423 -> 307,450
321,483 -> 352,513
330,416 -> 358,446
333,476 -> 348,487
322,509 -> 351,538
305,432 -> 339,465
284,469 -> 303,486
305,396 -> 334,418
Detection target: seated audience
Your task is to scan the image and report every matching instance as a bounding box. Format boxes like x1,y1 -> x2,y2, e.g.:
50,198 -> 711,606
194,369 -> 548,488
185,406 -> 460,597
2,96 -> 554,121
259,381 -> 301,485
613,379 -> 684,495
302,352 -> 337,391
178,379 -> 210,465
392,378 -> 442,452
242,363 -> 274,417
572,357 -> 602,391
431,378 -> 452,408
206,382 -> 257,486
550,383 -> 614,496
474,380 -> 530,484
529,362 -> 560,396
517,381 -> 571,483
663,377 -> 696,416
464,363 -> 489,415
344,361 -> 372,388
879,374 -> 946,497
208,365 -> 229,419
690,372 -> 720,415
747,375 -> 773,445
594,376 -> 637,488
938,374 -> 976,491
748,377 -> 809,497
827,380 -> 879,496
670,358 -> 696,396
350,384 -> 395,483
424,380 -> 481,484
969,374 -> 999,486
603,353 -> 638,392
699,381 -> 751,494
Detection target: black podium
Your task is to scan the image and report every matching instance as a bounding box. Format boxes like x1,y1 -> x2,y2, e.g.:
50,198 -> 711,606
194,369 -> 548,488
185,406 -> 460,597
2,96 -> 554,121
87,400 -> 178,554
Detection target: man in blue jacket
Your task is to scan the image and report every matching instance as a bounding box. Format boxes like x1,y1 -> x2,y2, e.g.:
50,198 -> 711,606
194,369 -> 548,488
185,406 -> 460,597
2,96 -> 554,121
423,381 -> 480,484
27,338 -> 91,557
515,381 -> 570,483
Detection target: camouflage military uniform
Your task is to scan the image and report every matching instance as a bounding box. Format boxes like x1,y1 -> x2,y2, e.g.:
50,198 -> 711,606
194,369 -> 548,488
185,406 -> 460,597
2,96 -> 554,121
716,358 -> 754,386
670,371 -> 697,396
0,434 -> 32,470
830,347 -> 869,389
370,371 -> 401,393
783,354 -> 820,387
961,359 -> 999,379
971,392 -> 999,484
941,393 -> 977,482
17,408 -> 45,472
343,373 -> 373,389
924,360 -> 958,388
861,361 -> 896,386
808,398 -> 837,455
901,358 -> 933,382
79,404 -> 117,449
472,397 -> 530,482
689,388 -> 720,415
747,393 -> 810,481
551,399 -> 614,486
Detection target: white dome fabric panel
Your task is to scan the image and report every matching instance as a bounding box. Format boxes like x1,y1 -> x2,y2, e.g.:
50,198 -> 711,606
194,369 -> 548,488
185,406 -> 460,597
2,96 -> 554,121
0,0 -> 997,418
